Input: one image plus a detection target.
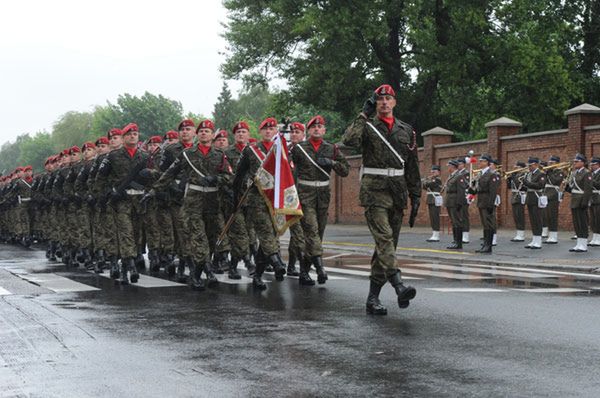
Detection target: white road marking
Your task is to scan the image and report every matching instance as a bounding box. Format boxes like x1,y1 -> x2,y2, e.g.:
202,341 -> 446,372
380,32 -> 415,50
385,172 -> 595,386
0,287 -> 12,296
91,270 -> 186,288
510,288 -> 591,293
425,288 -> 505,293
323,267 -> 422,280
19,273 -> 99,293
466,263 -> 600,280
402,263 -> 558,279
398,268 -> 494,280
323,253 -> 352,260
214,274 -> 259,285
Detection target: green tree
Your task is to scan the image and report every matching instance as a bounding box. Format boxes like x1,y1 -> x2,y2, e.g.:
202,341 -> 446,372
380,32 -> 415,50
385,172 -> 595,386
51,111 -> 95,151
18,131 -> 55,172
0,135 -> 29,174
212,82 -> 237,130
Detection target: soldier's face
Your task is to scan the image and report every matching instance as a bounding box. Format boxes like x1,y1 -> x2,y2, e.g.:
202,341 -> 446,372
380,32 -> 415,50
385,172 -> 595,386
528,163 -> 537,171
214,137 -> 229,149
308,124 -> 326,139
260,126 -> 277,141
234,129 -> 249,144
478,160 -> 488,169
97,144 -> 110,155
574,160 -> 584,169
61,156 -> 70,166
70,153 -> 80,162
83,148 -> 95,160
448,165 -> 457,173
25,170 -> 33,178
167,137 -> 178,145
123,131 -> 139,147
109,135 -> 123,149
290,128 -> 305,144
197,128 -> 214,145
376,95 -> 396,116
431,170 -> 440,177
147,143 -> 160,153
180,126 -> 195,143
592,163 -> 599,171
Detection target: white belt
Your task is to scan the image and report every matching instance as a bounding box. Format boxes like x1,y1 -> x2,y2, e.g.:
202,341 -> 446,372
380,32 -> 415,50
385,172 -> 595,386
298,179 -> 330,187
593,190 -> 600,194
571,189 -> 584,194
187,183 -> 218,193
18,196 -> 31,203
426,192 -> 441,196
545,184 -> 559,189
363,167 -> 404,177
527,189 -> 542,193
511,189 -> 520,193
125,189 -> 144,195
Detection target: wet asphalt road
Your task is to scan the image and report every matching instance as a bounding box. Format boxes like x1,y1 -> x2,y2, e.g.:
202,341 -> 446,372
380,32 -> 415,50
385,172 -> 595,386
1,244 -> 600,397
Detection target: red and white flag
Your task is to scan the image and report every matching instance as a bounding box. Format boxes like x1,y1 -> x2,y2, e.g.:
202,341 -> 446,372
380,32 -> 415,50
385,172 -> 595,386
254,134 -> 303,236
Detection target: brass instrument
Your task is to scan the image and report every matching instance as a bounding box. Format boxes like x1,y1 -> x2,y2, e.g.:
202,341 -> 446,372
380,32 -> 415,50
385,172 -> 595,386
542,162 -> 570,172
503,166 -> 528,178
473,166 -> 503,174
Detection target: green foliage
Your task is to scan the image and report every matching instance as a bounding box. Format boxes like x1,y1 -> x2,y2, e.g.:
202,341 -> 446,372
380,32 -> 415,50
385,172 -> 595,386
18,132 -> 55,172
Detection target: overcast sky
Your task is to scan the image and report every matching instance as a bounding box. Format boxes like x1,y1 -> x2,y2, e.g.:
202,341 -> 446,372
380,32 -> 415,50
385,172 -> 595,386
0,0 -> 240,146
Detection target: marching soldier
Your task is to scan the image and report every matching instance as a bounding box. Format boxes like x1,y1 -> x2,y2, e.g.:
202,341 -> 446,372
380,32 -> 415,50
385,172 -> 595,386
422,165 -> 442,242
444,160 -> 469,250
291,115 -> 349,285
507,161 -> 527,242
342,84 -> 419,315
232,117 -> 289,290
73,142 -> 97,269
522,157 -> 546,249
566,154 -> 593,252
543,156 -> 566,244
588,157 -> 600,246
468,155 -> 499,254
286,121 -> 307,278
456,158 -> 471,243
12,166 -> 33,246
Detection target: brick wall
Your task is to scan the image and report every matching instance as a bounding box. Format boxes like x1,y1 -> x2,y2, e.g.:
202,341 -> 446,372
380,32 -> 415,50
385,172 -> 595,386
327,103 -> 600,230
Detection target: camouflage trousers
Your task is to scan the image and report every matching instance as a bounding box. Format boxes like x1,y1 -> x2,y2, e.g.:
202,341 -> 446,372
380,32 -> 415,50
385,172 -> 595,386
247,200 -> 279,257
288,221 -> 306,256
299,204 -> 328,257
94,206 -> 117,256
113,196 -> 144,259
181,191 -> 213,263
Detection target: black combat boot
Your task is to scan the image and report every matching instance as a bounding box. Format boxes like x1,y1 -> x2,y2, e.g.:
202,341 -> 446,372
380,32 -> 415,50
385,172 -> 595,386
477,230 -> 492,254
255,247 -> 268,276
46,244 -> 52,259
475,230 -> 488,253
203,262 -> 219,288
454,228 -> 463,250
268,253 -> 287,281
388,271 -> 417,309
109,255 -> 120,279
163,253 -> 176,278
94,249 -> 105,274
55,242 -> 63,259
213,251 -> 227,274
70,247 -> 79,267
252,261 -> 267,291
446,228 -> 460,249
311,256 -> 328,284
366,280 -> 388,315
243,254 -> 256,275
129,257 -> 139,283
119,258 -> 130,285
135,252 -> 146,271
76,248 -> 86,264
82,248 -> 94,270
148,249 -> 160,276
228,257 -> 242,280
286,249 -> 300,277
189,260 -> 205,290
298,255 -> 315,286
176,258 -> 187,283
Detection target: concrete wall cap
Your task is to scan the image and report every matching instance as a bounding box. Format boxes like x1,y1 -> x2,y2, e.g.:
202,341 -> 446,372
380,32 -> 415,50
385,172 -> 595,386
564,103 -> 600,116
422,126 -> 454,136
484,117 -> 523,128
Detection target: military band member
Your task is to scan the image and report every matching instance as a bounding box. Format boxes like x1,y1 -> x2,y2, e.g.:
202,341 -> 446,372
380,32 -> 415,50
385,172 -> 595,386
444,160 -> 469,250
489,159 -> 502,246
456,158 -> 471,243
522,157 -> 546,249
343,84 -> 419,315
468,155 -> 499,254
423,165 -> 442,242
507,161 -> 527,242
588,157 -> 600,246
291,115 -> 349,285
566,154 -> 593,252
542,156 -> 566,244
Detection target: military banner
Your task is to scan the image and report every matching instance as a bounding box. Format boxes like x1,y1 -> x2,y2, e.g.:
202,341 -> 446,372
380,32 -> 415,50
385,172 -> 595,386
254,134 -> 303,236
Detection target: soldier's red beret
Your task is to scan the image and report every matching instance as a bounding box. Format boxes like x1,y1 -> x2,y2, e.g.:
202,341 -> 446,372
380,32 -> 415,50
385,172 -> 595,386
214,129 -> 228,140
232,121 -> 250,134
95,136 -> 110,146
306,115 -> 325,129
122,123 -> 139,135
375,84 -> 396,97
82,142 -> 96,151
148,135 -> 163,144
259,117 -> 278,130
61,149 -> 70,157
164,130 -> 179,139
178,119 -> 195,130
108,128 -> 123,138
15,166 -> 25,172
24,165 -> 33,171
197,119 -> 215,131
69,146 -> 81,154
290,122 -> 305,132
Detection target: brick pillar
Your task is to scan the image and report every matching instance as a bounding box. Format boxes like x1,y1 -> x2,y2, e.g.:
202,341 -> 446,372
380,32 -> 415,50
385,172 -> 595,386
484,117 -> 522,162
565,103 -> 600,156
421,126 -> 454,169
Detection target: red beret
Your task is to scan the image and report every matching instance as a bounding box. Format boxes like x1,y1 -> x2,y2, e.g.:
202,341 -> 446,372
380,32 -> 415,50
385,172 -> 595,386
164,130 -> 179,140
232,121 -> 250,134
122,123 -> 139,135
69,146 -> 81,154
197,119 -> 215,131
290,122 -> 305,132
95,136 -> 110,146
306,115 -> 325,130
214,129 -> 228,140
61,149 -> 70,157
259,117 -> 278,130
178,119 -> 195,130
148,135 -> 163,144
82,142 -> 96,151
375,84 -> 396,97
108,128 -> 123,138
15,167 -> 25,172
24,165 -> 32,171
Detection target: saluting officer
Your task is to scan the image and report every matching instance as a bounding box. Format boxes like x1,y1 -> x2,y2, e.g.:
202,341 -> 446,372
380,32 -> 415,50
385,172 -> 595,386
543,155 -> 566,244
423,165 -> 442,243
444,160 -> 469,250
522,157 -> 546,249
588,157 -> 600,246
342,84 -> 419,315
566,154 -> 593,252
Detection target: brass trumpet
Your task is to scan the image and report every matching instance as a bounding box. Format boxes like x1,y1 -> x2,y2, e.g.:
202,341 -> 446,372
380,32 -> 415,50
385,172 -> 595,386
473,166 -> 503,174
542,162 -> 570,171
503,166 -> 528,177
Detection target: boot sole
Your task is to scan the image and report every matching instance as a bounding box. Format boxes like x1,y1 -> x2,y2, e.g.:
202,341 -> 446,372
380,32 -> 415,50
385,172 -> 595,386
228,274 -> 242,280
397,288 -> 417,308
366,307 -> 388,315
130,275 -> 139,283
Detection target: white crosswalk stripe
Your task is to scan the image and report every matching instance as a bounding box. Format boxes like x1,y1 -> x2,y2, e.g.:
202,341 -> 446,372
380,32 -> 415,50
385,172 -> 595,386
18,273 -> 100,293
426,288 -> 505,293
0,287 -> 12,296
511,288 -> 591,294
402,263 -> 559,279
92,271 -> 186,288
